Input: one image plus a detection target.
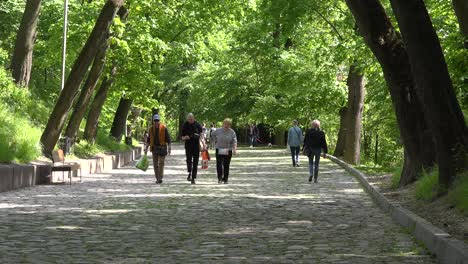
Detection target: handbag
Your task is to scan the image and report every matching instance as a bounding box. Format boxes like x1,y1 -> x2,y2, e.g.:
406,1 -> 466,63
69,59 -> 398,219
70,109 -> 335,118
303,146 -> 310,156
218,148 -> 230,155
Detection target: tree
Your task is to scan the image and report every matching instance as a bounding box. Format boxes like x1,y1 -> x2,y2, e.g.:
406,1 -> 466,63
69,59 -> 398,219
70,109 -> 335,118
334,106 -> 347,157
83,65 -> 117,142
389,0 -> 467,188
109,97 -> 133,142
64,38 -> 109,141
343,65 -> 365,165
345,0 -> 436,186
452,0 -> 468,48
40,0 -> 123,155
10,0 -> 41,87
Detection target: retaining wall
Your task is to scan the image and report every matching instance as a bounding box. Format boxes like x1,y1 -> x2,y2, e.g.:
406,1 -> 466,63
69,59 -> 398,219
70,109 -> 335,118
0,146 -> 142,192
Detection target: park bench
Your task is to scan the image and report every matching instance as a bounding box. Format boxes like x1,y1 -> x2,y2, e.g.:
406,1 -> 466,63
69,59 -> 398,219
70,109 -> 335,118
51,149 -> 81,185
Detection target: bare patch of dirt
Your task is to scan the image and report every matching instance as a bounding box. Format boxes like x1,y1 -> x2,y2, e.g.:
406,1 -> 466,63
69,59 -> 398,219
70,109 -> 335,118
365,173 -> 468,244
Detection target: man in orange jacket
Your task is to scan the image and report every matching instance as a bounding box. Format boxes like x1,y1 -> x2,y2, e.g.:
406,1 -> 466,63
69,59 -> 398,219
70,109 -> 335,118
145,114 -> 171,184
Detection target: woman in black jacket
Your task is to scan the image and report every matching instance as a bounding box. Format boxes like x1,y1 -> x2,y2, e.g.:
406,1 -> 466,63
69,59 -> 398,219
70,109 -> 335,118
303,119 -> 328,183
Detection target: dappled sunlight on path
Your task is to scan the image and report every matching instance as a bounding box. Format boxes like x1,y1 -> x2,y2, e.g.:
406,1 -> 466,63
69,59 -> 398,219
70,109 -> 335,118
0,144 -> 437,263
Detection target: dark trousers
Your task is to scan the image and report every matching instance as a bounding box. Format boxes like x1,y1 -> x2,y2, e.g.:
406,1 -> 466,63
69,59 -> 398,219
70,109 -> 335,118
308,148 -> 321,179
216,149 -> 232,182
290,146 -> 300,166
185,146 -> 200,179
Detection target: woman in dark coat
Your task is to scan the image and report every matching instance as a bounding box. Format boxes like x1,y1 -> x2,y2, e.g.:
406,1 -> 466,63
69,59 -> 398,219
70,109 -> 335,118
303,119 -> 328,183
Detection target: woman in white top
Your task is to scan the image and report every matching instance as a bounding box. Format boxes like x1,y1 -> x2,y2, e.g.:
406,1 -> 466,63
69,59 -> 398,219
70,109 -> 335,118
211,118 -> 238,184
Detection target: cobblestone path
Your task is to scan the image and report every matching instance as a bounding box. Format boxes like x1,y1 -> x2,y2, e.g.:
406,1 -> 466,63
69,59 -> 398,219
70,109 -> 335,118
0,145 -> 437,263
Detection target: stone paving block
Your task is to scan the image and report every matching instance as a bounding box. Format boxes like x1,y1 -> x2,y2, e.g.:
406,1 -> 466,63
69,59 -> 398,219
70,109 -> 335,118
0,145 -> 440,263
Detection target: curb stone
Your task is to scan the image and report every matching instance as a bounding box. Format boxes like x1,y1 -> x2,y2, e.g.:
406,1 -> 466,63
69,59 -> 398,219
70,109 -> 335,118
328,155 -> 468,264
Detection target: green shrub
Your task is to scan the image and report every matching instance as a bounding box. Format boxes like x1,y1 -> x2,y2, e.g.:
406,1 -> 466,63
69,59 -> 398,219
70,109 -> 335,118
71,141 -> 102,159
95,130 -> 131,152
415,167 -> 441,201
391,166 -> 402,189
0,103 -> 42,163
448,171 -> 468,215
0,67 -> 49,125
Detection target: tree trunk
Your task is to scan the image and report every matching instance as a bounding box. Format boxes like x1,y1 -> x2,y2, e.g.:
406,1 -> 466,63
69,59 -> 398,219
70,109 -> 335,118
83,66 -> 117,143
334,106 -> 348,157
345,0 -> 436,186
64,38 -> 109,141
343,65 -> 365,165
11,0 -> 41,87
40,0 -> 123,155
109,97 -> 133,142
389,0 -> 467,188
452,0 -> 468,48
127,107 -> 142,138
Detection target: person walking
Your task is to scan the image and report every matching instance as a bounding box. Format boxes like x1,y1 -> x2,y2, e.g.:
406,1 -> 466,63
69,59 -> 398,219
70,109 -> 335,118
303,119 -> 328,183
209,123 -> 216,150
181,113 -> 205,184
144,114 -> 171,184
211,118 -> 237,184
248,123 -> 259,148
288,120 -> 303,167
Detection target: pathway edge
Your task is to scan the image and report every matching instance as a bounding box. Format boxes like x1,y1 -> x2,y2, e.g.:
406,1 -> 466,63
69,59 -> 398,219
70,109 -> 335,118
327,155 -> 468,264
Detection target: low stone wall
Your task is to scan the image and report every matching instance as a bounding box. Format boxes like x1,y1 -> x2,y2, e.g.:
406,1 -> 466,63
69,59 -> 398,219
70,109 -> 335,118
328,155 -> 468,264
0,146 -> 142,192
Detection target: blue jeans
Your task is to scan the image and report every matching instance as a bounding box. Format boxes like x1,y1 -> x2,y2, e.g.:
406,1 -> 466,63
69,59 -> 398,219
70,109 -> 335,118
290,146 -> 300,166
308,148 -> 321,179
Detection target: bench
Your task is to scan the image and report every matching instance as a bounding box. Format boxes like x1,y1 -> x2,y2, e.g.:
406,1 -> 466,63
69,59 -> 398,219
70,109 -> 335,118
51,149 -> 81,185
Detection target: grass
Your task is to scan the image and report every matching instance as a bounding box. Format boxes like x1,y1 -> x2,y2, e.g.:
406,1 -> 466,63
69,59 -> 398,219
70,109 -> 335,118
415,167 -> 442,201
448,170 -> 468,215
0,104 -> 42,163
391,166 -> 402,189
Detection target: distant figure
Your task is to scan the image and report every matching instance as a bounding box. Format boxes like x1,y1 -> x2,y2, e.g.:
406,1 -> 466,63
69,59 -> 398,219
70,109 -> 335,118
181,113 -> 205,184
144,115 -> 171,184
288,120 -> 303,167
248,123 -> 259,148
209,123 -> 216,150
211,118 -> 238,184
143,131 -> 149,150
303,120 -> 328,183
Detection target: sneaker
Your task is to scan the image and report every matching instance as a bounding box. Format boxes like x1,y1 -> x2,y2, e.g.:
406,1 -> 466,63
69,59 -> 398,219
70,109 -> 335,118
308,176 -> 313,183
218,180 -> 223,184
223,181 -> 228,184
191,179 -> 196,184
314,179 -> 318,183
187,173 -> 191,181
296,164 -> 300,167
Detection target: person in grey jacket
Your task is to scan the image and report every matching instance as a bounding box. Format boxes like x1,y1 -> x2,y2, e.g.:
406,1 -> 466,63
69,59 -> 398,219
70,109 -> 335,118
287,120 -> 303,167
211,118 -> 237,184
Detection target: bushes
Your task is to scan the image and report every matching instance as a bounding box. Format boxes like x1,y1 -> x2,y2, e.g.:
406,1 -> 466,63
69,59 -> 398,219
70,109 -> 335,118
71,141 -> 103,159
0,103 -> 42,163
95,130 -> 132,152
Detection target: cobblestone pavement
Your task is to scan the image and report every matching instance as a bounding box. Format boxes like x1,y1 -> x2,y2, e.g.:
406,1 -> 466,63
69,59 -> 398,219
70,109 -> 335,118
0,144 -> 438,263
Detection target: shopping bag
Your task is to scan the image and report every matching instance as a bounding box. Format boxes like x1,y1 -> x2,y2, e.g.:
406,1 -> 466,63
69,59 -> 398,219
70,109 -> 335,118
201,150 -> 210,169
136,154 -> 149,171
